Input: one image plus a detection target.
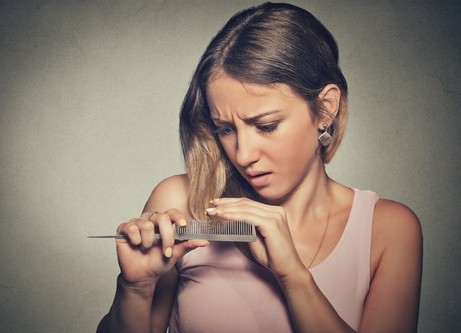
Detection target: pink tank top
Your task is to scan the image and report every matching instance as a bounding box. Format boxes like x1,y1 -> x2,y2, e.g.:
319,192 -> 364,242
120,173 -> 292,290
169,189 -> 378,332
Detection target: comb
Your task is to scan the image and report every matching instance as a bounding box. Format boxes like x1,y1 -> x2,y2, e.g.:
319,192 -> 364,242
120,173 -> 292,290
87,219 -> 256,242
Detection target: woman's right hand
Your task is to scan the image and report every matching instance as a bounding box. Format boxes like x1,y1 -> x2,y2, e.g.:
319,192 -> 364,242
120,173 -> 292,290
115,209 -> 209,285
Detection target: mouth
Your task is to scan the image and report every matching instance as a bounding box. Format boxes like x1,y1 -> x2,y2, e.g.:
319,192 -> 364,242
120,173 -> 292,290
245,171 -> 272,187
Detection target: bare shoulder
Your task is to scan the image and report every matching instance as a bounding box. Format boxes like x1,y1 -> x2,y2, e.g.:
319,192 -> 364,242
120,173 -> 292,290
371,198 -> 423,276
143,174 -> 190,214
373,199 -> 422,243
153,174 -> 190,194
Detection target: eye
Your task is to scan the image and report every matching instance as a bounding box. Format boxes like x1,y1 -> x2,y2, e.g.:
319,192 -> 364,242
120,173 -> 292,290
256,122 -> 279,133
214,126 -> 235,137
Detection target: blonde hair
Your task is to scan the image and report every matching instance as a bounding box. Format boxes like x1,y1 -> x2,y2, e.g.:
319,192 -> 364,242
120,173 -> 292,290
179,3 -> 348,218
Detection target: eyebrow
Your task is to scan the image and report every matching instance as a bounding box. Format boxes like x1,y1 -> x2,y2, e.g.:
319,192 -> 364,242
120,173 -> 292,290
211,110 -> 281,124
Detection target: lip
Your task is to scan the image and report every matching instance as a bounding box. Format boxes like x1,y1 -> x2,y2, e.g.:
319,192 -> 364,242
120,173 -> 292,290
245,170 -> 269,177
245,170 -> 272,187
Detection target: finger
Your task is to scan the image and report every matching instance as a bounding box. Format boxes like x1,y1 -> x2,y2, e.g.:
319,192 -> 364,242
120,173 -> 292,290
172,240 -> 210,259
208,209 -> 262,226
155,213 -> 176,257
207,202 -> 274,220
139,220 -> 156,249
115,222 -> 129,244
136,211 -> 160,249
163,208 -> 188,227
210,197 -> 276,214
207,208 -> 283,239
209,197 -> 256,210
120,221 -> 143,245
209,197 -> 242,205
116,222 -> 126,235
210,197 -> 263,205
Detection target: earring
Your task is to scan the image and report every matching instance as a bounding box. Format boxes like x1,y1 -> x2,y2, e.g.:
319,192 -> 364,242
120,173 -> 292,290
318,123 -> 333,147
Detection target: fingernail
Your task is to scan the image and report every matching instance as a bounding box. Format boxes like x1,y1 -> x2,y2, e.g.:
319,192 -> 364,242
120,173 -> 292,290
179,219 -> 187,227
164,247 -> 172,258
205,207 -> 217,215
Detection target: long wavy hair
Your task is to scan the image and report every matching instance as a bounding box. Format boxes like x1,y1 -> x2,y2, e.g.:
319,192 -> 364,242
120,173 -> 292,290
179,2 -> 348,219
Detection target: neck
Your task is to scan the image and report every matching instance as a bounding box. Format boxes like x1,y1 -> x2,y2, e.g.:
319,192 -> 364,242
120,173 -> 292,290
280,163 -> 333,229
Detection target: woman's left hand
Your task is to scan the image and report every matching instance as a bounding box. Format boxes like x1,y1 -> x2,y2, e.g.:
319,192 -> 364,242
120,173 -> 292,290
207,197 -> 305,281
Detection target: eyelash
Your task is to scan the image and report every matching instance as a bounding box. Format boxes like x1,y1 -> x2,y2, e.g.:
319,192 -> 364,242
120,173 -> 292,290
214,126 -> 235,136
213,122 -> 280,137
256,122 -> 279,133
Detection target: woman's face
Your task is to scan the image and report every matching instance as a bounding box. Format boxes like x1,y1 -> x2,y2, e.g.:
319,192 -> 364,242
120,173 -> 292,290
206,73 -> 323,203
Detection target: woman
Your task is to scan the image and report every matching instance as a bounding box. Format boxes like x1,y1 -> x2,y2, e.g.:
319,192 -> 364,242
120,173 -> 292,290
97,3 -> 422,332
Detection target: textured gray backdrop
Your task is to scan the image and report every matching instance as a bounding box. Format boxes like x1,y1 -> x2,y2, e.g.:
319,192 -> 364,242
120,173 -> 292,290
1,1 -> 460,332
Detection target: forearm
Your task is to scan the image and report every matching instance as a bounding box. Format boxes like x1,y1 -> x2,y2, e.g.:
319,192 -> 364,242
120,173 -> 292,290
98,275 -> 157,333
280,268 -> 355,333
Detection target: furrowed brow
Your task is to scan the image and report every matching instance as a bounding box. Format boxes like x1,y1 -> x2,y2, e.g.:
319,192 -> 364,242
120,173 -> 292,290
211,110 -> 281,126
244,110 -> 281,124
210,118 -> 233,126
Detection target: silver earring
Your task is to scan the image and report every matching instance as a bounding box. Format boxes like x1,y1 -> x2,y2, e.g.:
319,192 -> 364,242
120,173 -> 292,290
318,123 -> 333,147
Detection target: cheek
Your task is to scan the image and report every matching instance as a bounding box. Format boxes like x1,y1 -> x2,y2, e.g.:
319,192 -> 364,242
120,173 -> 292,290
277,124 -> 318,159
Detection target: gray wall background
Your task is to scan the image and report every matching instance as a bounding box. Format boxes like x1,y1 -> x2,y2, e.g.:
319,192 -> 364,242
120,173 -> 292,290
1,0 -> 459,332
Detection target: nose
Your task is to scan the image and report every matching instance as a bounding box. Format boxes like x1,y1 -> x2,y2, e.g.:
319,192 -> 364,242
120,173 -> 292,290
235,129 -> 259,167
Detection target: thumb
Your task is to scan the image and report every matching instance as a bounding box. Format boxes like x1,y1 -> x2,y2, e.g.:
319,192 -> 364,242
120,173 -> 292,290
172,240 -> 210,259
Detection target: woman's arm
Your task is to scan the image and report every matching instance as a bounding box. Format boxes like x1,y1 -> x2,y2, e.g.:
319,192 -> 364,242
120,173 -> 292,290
97,272 -> 172,333
280,269 -> 355,332
207,197 -> 356,332
359,199 -> 423,332
280,200 -> 423,333
97,174 -> 208,333
207,197 -> 422,333
97,267 -> 179,333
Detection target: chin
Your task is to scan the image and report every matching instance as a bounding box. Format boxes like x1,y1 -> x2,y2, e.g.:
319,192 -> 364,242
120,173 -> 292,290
254,188 -> 289,206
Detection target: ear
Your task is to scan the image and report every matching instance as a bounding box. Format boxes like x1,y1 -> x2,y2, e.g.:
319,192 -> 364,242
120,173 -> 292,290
316,84 -> 341,130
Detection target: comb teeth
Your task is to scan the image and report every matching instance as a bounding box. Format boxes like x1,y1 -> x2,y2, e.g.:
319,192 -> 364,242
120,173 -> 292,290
87,219 -> 257,242
175,219 -> 256,242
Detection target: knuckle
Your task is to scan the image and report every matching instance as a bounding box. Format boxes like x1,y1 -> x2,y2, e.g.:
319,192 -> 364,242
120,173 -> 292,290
132,221 -> 143,229
141,221 -> 152,231
128,224 -> 139,233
